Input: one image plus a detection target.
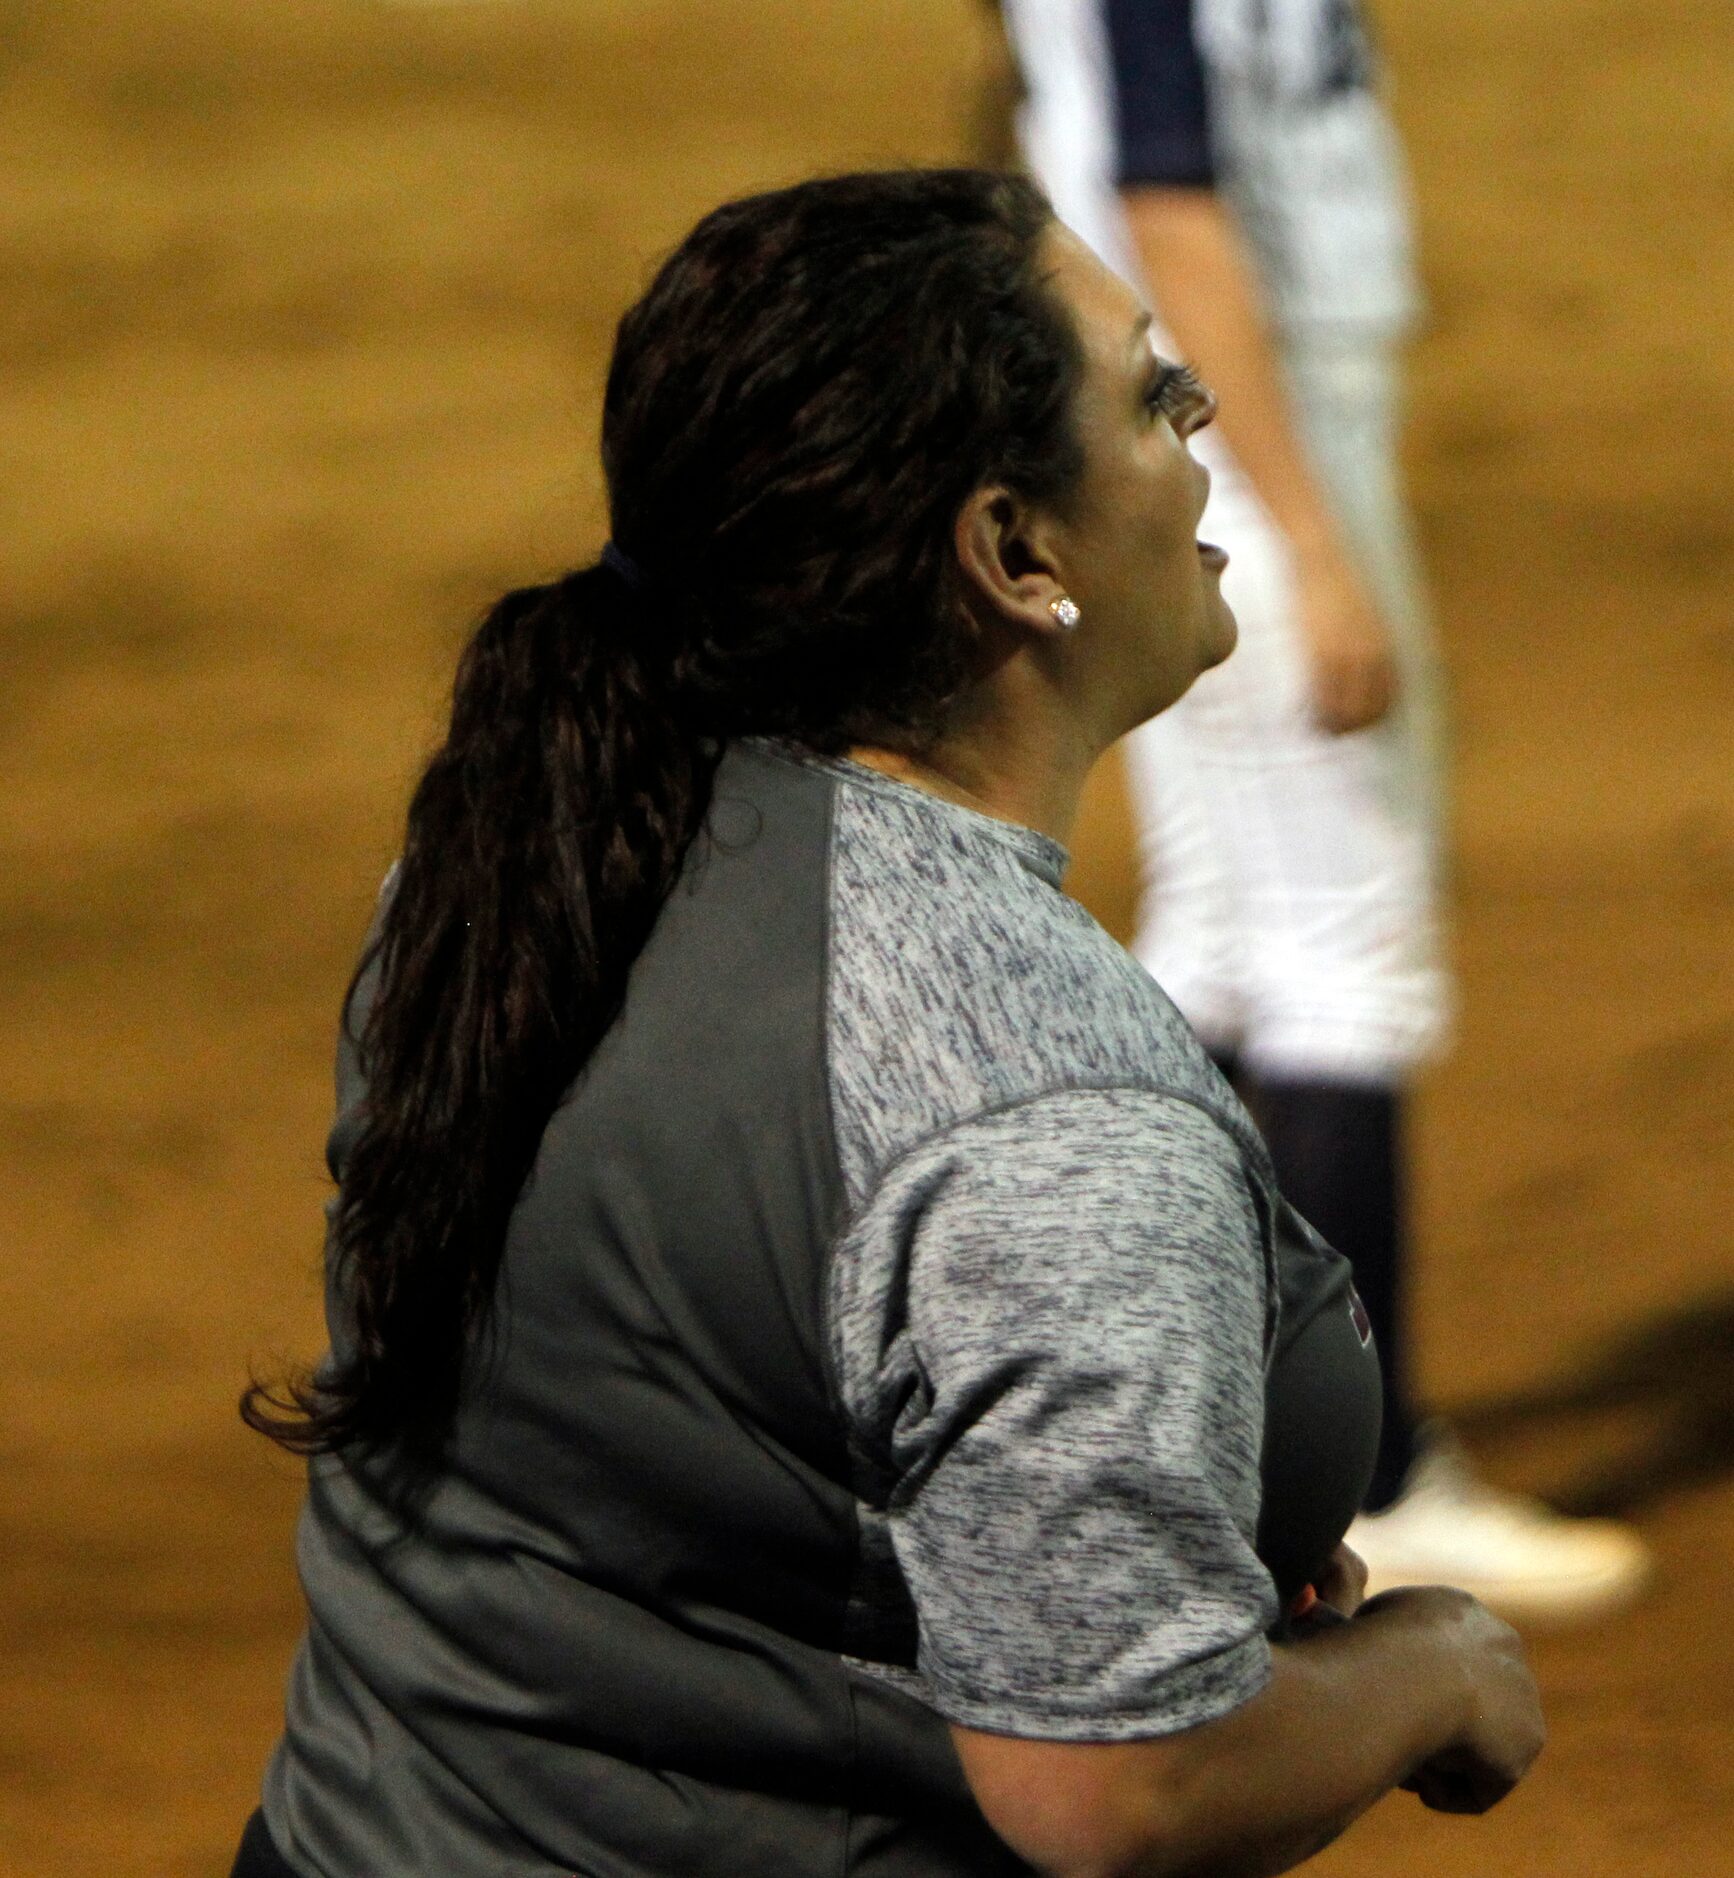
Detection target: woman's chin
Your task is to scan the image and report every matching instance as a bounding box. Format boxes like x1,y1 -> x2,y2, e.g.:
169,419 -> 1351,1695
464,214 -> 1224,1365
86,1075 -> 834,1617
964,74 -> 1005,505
1202,598 -> 1239,670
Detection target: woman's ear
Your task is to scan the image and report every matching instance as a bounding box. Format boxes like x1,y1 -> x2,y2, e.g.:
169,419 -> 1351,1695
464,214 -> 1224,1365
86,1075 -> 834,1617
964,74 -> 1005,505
954,486 -> 1071,635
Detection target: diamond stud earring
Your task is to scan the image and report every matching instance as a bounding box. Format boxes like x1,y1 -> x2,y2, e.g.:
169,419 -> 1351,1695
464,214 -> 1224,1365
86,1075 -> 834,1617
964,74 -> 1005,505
1049,595 -> 1082,632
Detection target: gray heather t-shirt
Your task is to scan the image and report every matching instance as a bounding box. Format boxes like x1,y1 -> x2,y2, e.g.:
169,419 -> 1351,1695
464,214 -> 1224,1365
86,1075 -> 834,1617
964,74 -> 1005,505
263,738 -> 1374,1878
810,751 -> 1280,1739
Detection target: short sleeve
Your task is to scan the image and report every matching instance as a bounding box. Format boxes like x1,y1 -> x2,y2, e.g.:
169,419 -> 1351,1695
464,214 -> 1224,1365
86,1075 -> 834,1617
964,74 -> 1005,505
1105,0 -> 1219,189
829,1086 -> 1277,1740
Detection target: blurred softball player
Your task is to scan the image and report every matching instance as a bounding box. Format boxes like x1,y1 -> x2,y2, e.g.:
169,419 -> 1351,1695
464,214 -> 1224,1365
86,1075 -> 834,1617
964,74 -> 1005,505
997,0 -> 1647,1619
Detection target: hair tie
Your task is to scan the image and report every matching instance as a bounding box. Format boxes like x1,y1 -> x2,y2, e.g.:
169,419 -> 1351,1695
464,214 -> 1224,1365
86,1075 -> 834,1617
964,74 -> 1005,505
601,540 -> 652,596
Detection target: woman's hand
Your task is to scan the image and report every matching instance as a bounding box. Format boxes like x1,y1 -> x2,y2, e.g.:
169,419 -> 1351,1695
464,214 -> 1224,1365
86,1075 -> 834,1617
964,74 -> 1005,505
1312,1542 -> 1369,1617
1282,1543 -> 1368,1633
1361,1587 -> 1547,1815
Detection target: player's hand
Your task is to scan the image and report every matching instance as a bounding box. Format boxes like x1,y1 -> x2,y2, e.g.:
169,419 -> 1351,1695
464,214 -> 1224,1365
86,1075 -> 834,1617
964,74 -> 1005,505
1364,1588 -> 1546,1814
1294,541 -> 1397,734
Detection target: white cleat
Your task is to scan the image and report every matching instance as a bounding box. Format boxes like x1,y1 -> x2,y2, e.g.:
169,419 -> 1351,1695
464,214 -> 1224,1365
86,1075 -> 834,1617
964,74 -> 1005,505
1345,1427 -> 1652,1627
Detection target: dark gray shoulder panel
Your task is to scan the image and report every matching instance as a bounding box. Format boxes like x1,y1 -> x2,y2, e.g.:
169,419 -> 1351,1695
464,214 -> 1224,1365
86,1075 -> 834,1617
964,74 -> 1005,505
497,734 -> 853,1556
278,740 -> 893,1878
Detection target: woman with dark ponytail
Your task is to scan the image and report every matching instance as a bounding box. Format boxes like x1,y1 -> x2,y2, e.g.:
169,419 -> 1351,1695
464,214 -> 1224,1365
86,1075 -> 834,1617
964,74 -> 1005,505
233,170 -> 1540,1878
245,557 -> 711,1464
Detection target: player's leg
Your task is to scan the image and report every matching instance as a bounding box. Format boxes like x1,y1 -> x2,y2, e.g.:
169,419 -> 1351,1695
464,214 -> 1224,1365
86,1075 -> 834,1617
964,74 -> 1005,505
1201,649 -> 1447,1512
1267,333 -> 1648,1618
1254,1078 -> 1413,1506
1233,331 -> 1445,1512
1125,442 -> 1439,1514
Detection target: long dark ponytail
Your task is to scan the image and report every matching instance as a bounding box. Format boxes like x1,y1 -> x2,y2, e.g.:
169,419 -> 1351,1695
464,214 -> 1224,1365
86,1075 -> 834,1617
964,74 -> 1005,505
244,169 -> 1085,1459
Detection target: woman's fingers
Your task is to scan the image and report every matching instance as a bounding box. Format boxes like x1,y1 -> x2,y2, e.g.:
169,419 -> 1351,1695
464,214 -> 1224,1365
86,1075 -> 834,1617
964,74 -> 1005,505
1313,1542 -> 1369,1616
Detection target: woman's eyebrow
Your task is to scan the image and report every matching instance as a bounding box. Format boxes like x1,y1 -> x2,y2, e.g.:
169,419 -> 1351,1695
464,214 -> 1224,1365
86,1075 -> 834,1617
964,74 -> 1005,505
1126,310 -> 1154,359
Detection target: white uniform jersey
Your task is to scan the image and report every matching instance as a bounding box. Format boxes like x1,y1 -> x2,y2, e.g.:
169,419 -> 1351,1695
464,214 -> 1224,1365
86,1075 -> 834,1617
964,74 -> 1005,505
1003,0 -> 1260,518
1005,0 -> 1418,338
1006,0 -> 1146,291
1196,0 -> 1419,336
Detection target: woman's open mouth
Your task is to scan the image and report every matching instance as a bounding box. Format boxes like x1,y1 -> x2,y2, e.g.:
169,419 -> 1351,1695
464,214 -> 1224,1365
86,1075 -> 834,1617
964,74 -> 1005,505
1196,539 -> 1229,572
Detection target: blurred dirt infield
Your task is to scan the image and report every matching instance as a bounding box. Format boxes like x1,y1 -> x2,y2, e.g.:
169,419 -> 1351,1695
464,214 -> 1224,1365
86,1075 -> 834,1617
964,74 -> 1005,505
1,2 -> 1730,1873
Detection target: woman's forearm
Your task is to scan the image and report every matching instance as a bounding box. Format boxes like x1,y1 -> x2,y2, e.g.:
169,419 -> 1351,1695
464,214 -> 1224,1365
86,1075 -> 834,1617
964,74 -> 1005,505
952,1588 -> 1540,1878
1112,1596 -> 1471,1877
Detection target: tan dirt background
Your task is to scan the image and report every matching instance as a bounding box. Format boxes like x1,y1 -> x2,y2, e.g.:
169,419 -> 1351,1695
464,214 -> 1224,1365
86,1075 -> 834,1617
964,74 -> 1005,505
1,2 -> 1730,1873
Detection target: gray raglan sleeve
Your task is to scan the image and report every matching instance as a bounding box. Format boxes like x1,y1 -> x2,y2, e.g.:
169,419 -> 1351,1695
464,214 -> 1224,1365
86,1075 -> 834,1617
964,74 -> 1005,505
830,1085 -> 1279,1740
